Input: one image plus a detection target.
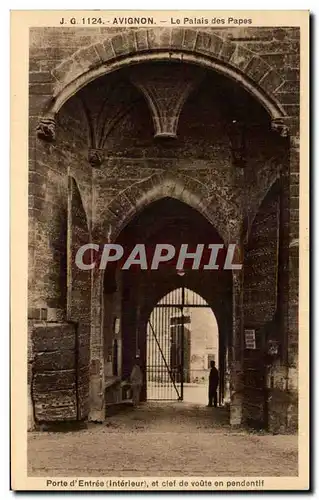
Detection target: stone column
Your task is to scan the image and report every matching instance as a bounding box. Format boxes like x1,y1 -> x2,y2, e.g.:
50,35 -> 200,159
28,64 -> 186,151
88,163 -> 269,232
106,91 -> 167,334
287,128 -> 300,373
267,117 -> 299,432
29,118 -> 78,426
29,115 -> 67,320
285,124 -> 300,430
229,245 -> 244,426
88,270 -> 106,422
280,120 -> 299,370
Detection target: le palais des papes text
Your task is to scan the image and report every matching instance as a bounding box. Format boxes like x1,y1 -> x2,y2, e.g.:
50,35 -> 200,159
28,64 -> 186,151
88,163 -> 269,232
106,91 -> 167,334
59,16 -> 253,26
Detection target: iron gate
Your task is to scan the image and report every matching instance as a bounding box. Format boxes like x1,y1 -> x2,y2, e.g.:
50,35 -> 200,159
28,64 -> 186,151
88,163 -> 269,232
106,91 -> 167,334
146,286 -> 212,401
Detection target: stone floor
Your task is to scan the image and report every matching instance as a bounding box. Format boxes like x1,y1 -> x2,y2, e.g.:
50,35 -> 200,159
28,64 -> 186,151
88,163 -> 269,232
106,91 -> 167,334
28,402 -> 298,477
147,382 -> 214,404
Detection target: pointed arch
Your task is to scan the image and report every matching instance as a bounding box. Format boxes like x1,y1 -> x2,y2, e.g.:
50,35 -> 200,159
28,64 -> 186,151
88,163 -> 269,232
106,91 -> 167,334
244,178 -> 281,327
93,174 -> 242,246
247,176 -> 281,239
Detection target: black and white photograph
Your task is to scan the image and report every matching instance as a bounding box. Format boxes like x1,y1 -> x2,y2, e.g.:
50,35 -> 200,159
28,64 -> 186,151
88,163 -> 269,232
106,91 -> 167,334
10,10 -> 309,491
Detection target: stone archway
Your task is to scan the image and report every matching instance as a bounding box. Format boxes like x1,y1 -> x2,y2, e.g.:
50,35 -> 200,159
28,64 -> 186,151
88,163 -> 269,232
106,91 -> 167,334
29,27 -> 299,432
145,287 -> 221,405
92,174 -> 242,247
142,283 -> 231,407
89,195 -> 235,422
36,27 -> 290,142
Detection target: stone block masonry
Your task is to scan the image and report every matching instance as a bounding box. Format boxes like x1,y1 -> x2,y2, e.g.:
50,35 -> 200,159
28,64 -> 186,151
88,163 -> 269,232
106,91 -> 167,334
28,26 -> 300,432
31,323 -> 78,422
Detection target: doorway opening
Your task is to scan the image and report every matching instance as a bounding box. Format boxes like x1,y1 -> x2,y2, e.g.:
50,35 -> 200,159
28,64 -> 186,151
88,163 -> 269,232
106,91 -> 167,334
115,197 -> 232,407
146,286 -> 219,405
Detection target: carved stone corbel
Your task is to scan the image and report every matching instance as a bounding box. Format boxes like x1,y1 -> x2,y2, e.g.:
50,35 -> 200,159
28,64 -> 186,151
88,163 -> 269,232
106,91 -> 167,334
88,148 -> 104,168
130,65 -> 204,139
271,118 -> 289,138
36,116 -> 56,142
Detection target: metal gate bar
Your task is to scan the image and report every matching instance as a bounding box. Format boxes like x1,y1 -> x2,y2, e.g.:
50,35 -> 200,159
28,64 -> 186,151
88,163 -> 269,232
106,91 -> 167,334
147,304 -> 182,400
148,320 -> 181,399
146,286 -> 212,401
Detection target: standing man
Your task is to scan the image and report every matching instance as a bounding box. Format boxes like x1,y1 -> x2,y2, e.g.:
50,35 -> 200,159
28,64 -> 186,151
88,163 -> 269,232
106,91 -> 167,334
208,360 -> 219,408
130,355 -> 143,407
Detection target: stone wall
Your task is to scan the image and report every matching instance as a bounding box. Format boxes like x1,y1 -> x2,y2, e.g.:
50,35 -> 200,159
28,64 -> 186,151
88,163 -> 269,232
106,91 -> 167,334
31,323 -> 78,422
29,26 -> 299,430
29,26 -> 299,119
67,177 -> 91,419
29,81 -> 93,423
243,182 -> 280,428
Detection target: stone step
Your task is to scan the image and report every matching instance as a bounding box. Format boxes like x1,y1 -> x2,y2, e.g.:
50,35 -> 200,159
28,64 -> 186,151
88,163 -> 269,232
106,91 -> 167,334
105,399 -> 134,416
